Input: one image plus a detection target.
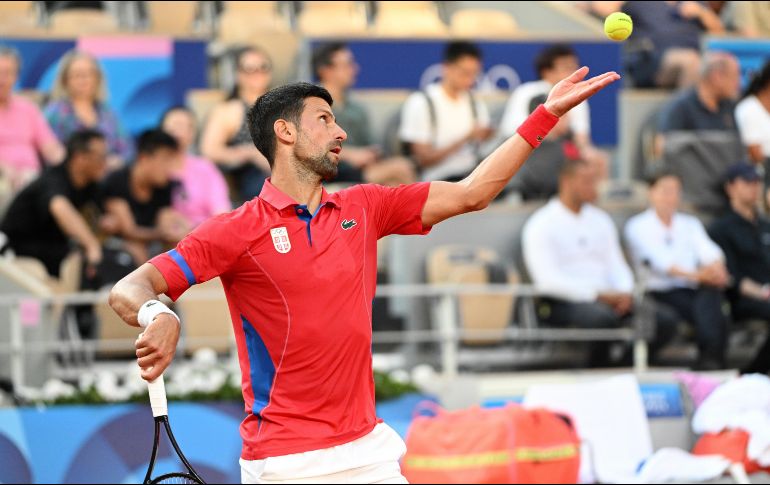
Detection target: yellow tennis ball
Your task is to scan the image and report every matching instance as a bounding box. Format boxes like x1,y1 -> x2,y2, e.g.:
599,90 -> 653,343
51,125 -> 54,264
604,12 -> 633,41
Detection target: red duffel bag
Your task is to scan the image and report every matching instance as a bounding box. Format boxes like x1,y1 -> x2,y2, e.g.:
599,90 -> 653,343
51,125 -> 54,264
401,402 -> 581,484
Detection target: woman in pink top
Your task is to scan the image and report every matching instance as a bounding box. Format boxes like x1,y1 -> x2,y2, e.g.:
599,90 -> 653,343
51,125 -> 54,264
0,47 -> 64,191
161,106 -> 231,227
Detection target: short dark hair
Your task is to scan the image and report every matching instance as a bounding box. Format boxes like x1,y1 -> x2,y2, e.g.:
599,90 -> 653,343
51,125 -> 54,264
444,41 -> 482,64
64,129 -> 105,164
159,105 -> 194,127
136,129 -> 179,157
743,59 -> 770,99
312,42 -> 348,80
646,168 -> 681,187
559,158 -> 590,179
247,82 -> 334,168
534,44 -> 576,78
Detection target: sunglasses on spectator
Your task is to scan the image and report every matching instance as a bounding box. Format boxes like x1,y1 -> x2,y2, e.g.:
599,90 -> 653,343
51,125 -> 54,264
239,63 -> 272,74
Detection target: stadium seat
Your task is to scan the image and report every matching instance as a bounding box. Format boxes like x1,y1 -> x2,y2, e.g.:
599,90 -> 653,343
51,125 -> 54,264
94,300 -> 138,357
49,8 -> 120,35
176,278 -> 232,354
427,245 -> 517,345
297,1 -> 368,36
372,1 -> 448,37
0,1 -> 40,34
449,8 -> 518,38
217,1 -> 290,42
145,1 -> 200,36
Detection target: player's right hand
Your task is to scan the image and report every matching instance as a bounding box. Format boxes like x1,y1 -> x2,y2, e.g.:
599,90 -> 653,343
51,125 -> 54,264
136,313 -> 181,381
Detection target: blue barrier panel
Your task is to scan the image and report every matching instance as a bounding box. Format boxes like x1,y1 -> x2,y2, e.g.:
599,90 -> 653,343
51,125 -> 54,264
311,39 -> 623,145
5,36 -> 208,137
481,382 -> 685,419
0,394 -> 429,484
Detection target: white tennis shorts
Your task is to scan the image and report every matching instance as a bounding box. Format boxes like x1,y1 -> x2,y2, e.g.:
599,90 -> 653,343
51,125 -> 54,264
240,423 -> 408,484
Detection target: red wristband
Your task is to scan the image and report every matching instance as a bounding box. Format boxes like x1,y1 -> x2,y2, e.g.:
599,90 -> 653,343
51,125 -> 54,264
516,104 -> 560,148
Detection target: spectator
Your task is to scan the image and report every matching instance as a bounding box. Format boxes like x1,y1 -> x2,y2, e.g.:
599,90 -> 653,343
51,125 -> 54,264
656,51 -> 741,159
399,41 -> 494,182
730,1 -> 770,38
160,106 -> 231,228
523,159 -> 677,367
201,46 -> 272,204
625,170 -> 730,370
0,129 -> 106,278
735,60 -> 770,175
709,163 -> 770,375
312,42 -> 415,187
0,46 -> 65,192
591,1 -> 724,88
44,50 -> 134,169
500,44 -> 608,180
101,129 -> 189,265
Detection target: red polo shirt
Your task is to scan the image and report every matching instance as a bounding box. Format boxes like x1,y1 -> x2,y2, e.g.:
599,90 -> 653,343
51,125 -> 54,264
149,179 -> 432,460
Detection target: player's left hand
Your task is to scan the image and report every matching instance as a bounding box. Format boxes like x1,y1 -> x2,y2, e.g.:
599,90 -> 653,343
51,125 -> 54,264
544,67 -> 620,118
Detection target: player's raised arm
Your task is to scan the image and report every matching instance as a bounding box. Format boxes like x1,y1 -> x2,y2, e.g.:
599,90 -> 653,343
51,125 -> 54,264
421,67 -> 620,227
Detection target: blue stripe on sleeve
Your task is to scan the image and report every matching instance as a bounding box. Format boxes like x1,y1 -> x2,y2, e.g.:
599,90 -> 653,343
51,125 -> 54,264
168,249 -> 196,286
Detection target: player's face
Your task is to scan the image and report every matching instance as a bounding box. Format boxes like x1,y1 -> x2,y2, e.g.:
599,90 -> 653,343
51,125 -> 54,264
66,57 -> 100,100
294,97 -> 347,181
0,55 -> 18,100
649,176 -> 681,216
444,55 -> 482,92
162,110 -> 196,151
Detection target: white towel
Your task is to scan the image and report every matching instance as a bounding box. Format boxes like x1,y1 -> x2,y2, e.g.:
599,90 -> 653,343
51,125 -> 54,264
629,448 -> 730,484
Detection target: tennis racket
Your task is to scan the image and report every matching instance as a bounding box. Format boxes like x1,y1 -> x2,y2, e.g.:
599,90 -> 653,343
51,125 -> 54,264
143,375 -> 206,484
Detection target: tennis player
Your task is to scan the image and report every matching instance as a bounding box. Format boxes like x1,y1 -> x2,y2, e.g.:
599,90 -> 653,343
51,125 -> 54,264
109,67 -> 619,484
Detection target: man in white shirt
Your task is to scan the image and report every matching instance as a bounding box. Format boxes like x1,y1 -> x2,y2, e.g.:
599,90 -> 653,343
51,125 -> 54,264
625,170 -> 730,370
523,160 -> 677,367
399,41 -> 494,182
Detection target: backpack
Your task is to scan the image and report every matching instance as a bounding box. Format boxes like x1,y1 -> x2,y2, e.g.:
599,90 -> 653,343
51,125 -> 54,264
402,402 -> 581,484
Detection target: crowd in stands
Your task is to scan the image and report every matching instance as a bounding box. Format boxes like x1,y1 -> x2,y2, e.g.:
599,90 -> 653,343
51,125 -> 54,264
1,0 -> 769,372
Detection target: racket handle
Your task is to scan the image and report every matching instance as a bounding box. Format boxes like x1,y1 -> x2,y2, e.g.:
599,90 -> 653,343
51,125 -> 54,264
147,375 -> 168,418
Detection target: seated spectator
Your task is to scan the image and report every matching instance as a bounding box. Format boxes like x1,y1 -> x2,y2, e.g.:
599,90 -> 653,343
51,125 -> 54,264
101,129 -> 189,265
160,106 -> 231,228
399,41 -> 494,182
709,163 -> 770,375
591,1 -> 724,88
735,60 -> 770,176
625,170 -> 730,370
0,46 -> 65,192
312,42 -> 415,187
523,159 -> 677,367
0,129 -> 106,278
44,50 -> 134,169
657,51 -> 741,145
201,46 -> 272,204
500,44 -> 608,180
730,1 -> 770,38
